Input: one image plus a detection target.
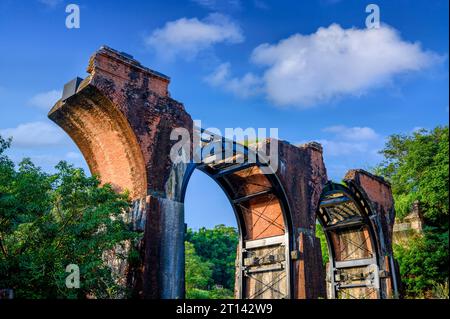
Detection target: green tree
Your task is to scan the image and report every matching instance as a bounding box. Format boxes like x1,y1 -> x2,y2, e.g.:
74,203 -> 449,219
394,229 -> 449,297
185,241 -> 213,293
316,223 -> 329,265
375,126 -> 448,225
185,240 -> 235,299
375,126 -> 449,297
185,225 -> 238,290
0,134 -> 137,298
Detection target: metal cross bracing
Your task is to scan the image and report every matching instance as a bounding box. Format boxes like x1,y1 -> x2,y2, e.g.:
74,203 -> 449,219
336,226 -> 374,261
236,195 -> 285,239
242,237 -> 289,299
318,182 -> 383,299
194,132 -> 293,299
246,268 -> 287,299
337,287 -> 378,299
334,260 -> 380,299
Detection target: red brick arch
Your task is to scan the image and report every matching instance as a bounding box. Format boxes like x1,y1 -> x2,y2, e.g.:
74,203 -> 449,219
49,84 -> 147,199
49,46 -> 399,299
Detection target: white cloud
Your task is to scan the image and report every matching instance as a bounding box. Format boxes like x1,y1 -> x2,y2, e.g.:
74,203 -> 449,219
205,63 -> 263,98
309,125 -> 384,158
145,13 -> 244,60
318,139 -> 371,156
323,125 -> 379,141
211,24 -> 441,108
28,90 -> 62,110
300,125 -> 385,179
0,121 -> 66,148
252,24 -> 441,107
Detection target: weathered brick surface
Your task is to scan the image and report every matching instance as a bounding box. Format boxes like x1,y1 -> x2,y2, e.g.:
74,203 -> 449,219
49,47 -> 397,299
49,46 -> 193,298
344,169 -> 395,255
276,141 -> 328,298
49,85 -> 148,198
344,169 -> 398,298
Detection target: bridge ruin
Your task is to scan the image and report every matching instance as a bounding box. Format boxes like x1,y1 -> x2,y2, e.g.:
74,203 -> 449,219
48,46 -> 400,299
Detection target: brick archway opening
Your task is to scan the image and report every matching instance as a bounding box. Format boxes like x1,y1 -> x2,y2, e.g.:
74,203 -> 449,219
182,168 -> 237,298
317,182 -> 384,299
178,138 -> 295,299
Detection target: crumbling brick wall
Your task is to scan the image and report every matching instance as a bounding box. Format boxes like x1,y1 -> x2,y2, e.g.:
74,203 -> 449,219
344,169 -> 399,298
49,46 -> 397,299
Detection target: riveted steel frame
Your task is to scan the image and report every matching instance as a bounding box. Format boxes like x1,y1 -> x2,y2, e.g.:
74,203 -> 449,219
180,129 -> 294,299
317,182 -> 383,299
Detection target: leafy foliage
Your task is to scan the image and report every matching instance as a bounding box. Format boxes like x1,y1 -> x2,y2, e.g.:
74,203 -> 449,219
186,225 -> 239,290
431,279 -> 449,299
315,223 -> 329,265
375,126 -> 448,225
394,228 -> 449,297
0,135 -> 137,298
185,225 -> 238,299
375,126 -> 449,298
185,241 -> 213,292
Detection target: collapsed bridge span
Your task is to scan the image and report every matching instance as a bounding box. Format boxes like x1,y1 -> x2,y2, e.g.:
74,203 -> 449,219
48,46 -> 400,299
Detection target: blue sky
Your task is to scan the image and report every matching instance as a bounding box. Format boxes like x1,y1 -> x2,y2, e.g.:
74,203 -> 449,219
0,0 -> 448,229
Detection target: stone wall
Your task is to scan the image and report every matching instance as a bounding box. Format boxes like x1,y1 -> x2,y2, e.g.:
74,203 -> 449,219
393,201 -> 423,245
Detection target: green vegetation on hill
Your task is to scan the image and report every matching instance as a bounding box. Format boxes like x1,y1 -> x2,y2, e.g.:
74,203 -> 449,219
185,225 -> 238,299
375,126 -> 449,298
1,124 -> 448,299
0,135 -> 137,298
